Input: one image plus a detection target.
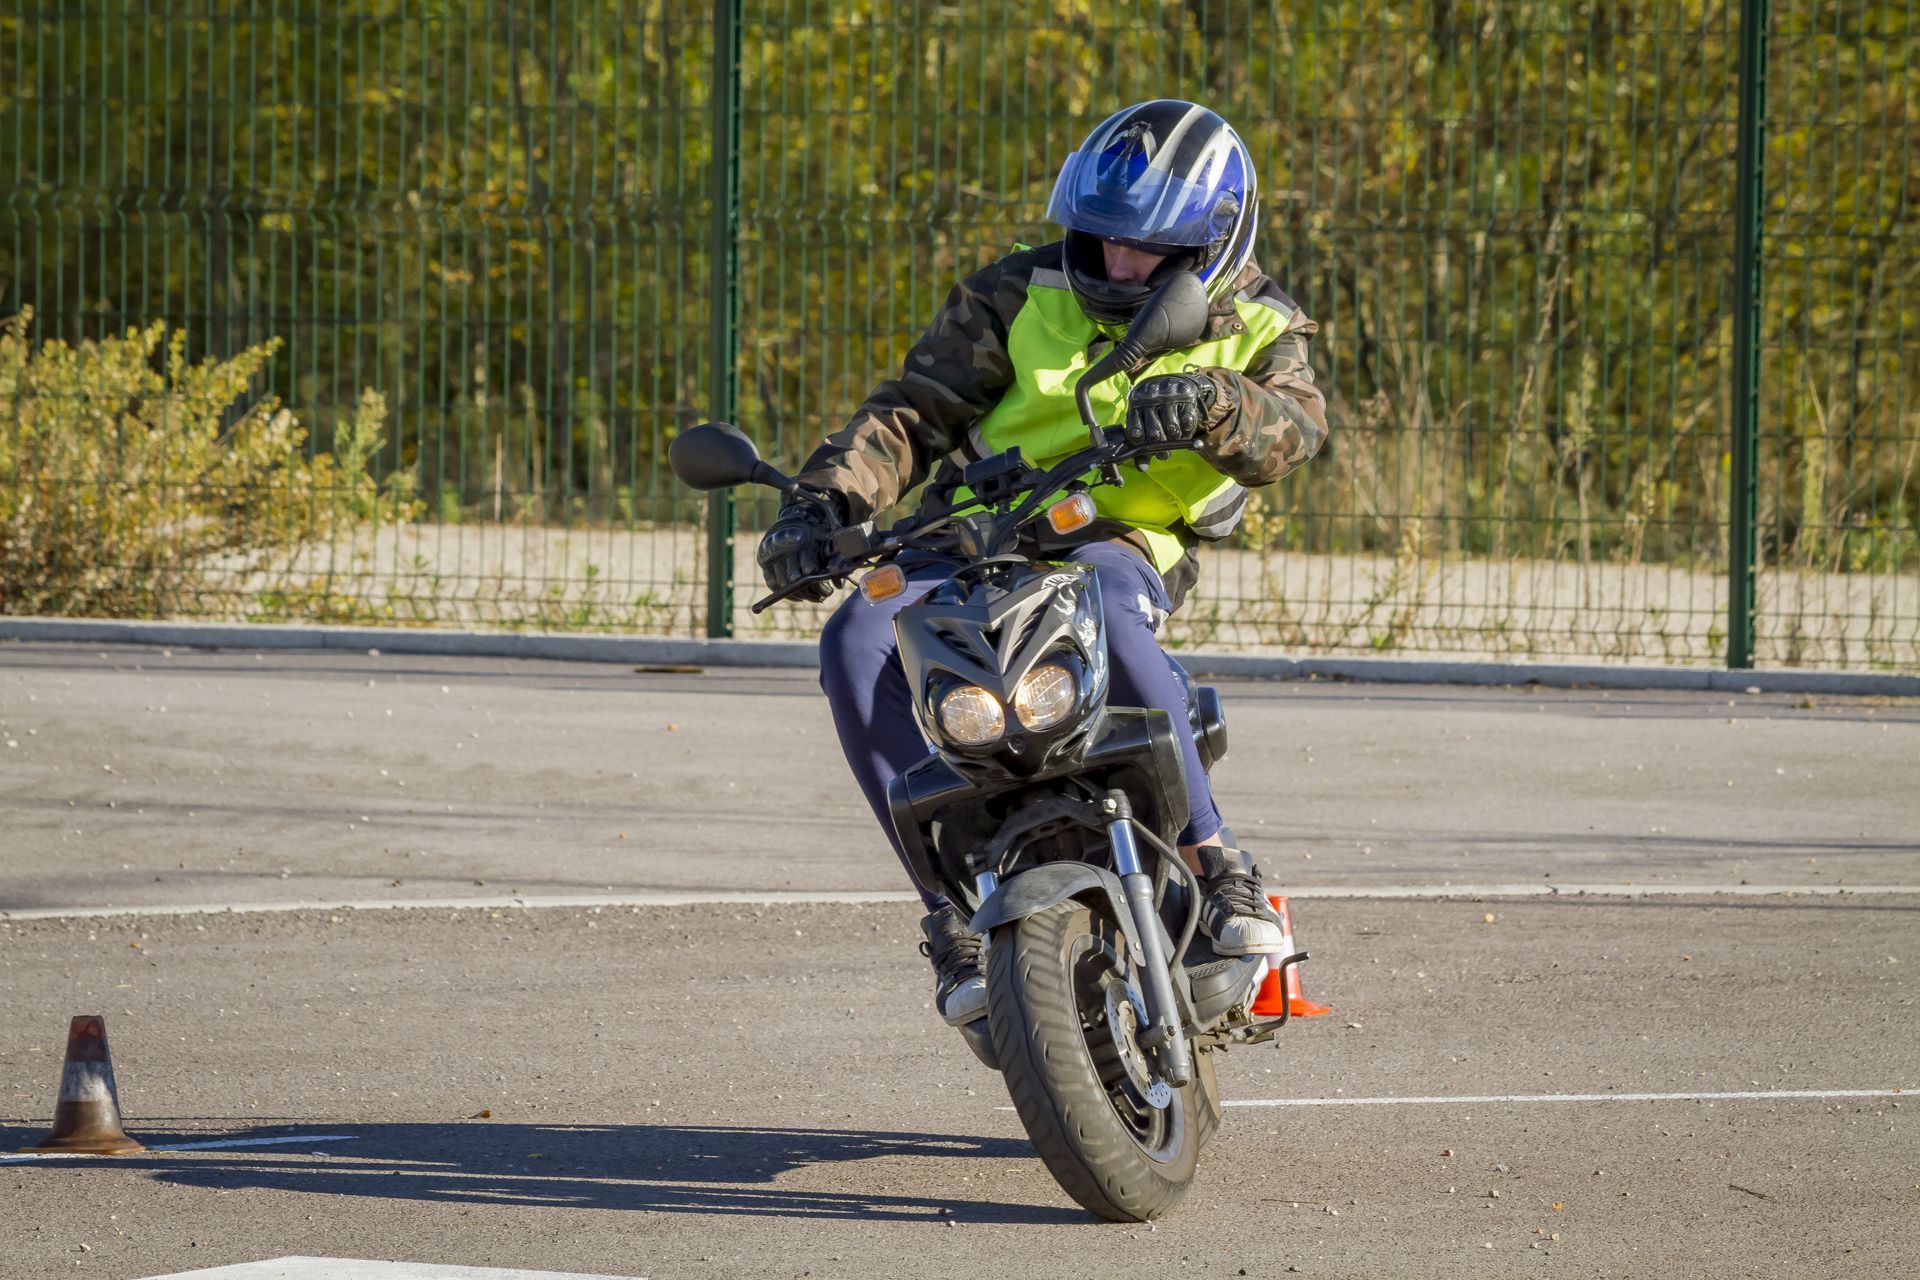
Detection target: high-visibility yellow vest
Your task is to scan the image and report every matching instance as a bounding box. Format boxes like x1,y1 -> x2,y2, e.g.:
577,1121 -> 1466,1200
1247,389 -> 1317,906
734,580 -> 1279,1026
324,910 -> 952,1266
956,265 -> 1293,573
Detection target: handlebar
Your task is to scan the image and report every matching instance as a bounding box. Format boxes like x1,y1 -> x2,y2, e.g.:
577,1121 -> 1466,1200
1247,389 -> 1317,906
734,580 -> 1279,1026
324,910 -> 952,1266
748,428 -> 1201,612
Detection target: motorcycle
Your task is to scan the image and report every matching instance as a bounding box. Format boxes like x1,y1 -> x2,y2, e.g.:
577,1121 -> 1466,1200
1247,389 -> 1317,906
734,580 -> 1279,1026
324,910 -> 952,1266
669,273 -> 1307,1222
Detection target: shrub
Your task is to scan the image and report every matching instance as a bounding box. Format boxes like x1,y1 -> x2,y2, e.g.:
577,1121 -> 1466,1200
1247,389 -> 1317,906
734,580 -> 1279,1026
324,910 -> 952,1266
0,310 -> 420,618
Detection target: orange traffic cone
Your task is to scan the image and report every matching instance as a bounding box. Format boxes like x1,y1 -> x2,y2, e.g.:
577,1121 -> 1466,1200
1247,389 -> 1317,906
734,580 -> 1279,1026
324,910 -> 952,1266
1250,895 -> 1331,1019
25,1016 -> 145,1154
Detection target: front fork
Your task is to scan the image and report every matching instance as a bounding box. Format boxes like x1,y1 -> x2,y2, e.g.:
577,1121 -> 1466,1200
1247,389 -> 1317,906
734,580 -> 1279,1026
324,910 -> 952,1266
1103,797 -> 1194,1088
969,798 -> 1195,1091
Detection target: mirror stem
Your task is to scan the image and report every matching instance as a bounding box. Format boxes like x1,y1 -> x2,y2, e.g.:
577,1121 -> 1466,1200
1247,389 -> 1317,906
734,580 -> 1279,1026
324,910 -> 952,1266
747,460 -> 799,494
764,469 -> 844,520
1076,382 -> 1102,447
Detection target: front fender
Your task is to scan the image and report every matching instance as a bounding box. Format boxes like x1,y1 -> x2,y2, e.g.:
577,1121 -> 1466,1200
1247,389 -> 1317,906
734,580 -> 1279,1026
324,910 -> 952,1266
968,863 -> 1143,967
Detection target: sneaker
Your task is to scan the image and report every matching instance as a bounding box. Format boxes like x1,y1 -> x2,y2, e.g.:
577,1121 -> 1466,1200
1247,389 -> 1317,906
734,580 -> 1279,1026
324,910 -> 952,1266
918,906 -> 987,1026
1195,845 -> 1287,955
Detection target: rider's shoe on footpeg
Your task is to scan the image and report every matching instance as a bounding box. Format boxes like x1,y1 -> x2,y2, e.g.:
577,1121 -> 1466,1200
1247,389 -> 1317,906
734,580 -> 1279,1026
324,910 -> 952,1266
919,906 -> 987,1026
1196,845 -> 1287,955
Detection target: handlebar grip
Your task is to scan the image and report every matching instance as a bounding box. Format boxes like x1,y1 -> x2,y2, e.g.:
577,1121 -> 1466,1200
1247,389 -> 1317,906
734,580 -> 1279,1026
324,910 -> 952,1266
1107,430 -> 1203,460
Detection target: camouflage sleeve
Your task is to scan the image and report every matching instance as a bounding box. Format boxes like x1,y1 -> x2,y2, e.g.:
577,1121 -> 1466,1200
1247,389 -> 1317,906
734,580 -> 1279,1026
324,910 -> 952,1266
1195,313 -> 1328,487
790,252 -> 1033,523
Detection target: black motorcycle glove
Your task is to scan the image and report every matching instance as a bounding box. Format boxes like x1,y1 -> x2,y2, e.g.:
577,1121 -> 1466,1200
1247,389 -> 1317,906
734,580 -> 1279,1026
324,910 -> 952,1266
755,496 -> 841,603
1125,371 -> 1218,448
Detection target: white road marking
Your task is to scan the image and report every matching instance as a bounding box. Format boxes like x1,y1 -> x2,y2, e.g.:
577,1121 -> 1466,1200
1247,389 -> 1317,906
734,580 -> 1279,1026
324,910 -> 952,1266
0,1134 -> 357,1163
1222,1088 -> 1910,1108
997,1087 -> 1908,1113
0,890 -> 922,921
4,882 -> 1914,922
140,1258 -> 638,1280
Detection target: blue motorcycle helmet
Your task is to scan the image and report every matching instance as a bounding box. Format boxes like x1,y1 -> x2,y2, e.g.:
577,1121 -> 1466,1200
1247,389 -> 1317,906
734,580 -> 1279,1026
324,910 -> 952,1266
1045,100 -> 1258,331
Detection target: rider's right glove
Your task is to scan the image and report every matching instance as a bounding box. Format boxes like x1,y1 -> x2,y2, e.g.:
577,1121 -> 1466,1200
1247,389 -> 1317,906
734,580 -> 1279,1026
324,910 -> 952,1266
1125,371 -> 1218,448
755,496 -> 841,602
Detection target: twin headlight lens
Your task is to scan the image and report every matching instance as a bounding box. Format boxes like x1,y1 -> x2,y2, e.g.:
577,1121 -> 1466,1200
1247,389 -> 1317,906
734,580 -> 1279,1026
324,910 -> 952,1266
937,684 -> 1005,745
1012,663 -> 1077,731
937,663 -> 1078,745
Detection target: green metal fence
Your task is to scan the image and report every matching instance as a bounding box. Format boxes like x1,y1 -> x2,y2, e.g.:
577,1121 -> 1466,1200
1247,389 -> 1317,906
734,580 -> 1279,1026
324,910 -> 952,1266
3,1 -> 1914,669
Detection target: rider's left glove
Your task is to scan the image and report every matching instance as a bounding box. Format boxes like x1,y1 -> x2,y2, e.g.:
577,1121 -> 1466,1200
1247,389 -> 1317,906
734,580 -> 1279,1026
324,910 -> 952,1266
1125,372 -> 1218,447
756,495 -> 842,602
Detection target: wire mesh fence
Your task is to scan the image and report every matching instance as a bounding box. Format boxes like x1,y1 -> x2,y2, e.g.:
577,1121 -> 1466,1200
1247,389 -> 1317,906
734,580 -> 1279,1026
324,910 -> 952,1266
2,1 -> 1914,668
3,1 -> 720,632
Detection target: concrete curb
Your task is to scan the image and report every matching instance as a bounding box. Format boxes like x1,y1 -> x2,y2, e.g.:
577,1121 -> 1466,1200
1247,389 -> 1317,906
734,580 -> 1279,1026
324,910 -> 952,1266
0,615 -> 818,670
2,615 -> 1915,697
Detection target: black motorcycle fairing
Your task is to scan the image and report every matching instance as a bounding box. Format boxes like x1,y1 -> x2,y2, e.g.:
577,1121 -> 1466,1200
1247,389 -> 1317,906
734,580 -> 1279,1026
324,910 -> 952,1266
896,559 -> 1111,772
885,705 -> 1191,912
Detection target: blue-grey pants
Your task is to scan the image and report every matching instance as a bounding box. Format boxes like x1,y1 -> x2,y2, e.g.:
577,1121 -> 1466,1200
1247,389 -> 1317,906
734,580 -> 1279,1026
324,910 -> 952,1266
818,541 -> 1224,910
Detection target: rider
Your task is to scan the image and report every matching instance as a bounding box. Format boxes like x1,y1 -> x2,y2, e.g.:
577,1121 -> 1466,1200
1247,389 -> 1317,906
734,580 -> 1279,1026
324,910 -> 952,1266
756,100 -> 1329,1037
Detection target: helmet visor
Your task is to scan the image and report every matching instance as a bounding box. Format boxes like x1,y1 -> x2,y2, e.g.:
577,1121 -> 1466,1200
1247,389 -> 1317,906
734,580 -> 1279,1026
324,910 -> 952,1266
1045,150 -> 1242,248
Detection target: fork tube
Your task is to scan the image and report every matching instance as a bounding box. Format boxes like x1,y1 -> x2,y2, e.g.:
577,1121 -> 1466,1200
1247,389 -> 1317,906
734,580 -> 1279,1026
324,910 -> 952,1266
1106,818 -> 1193,1087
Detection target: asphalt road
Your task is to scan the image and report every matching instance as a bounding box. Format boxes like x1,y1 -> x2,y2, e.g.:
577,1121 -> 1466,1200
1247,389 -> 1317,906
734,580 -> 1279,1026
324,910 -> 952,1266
3,644 -> 1916,909
2,642 -> 1917,1279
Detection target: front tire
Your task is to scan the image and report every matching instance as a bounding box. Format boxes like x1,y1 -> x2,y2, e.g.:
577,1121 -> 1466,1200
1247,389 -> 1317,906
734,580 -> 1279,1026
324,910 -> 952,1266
987,899 -> 1208,1221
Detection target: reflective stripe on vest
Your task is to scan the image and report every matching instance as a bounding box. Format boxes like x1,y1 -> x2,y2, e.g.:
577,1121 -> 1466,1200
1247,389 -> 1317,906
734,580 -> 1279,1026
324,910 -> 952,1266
957,275 -> 1290,573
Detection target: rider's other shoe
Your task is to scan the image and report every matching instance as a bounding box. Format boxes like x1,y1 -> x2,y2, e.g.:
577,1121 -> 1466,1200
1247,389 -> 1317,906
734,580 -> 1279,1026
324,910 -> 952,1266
919,905 -> 987,1025
1195,844 -> 1287,955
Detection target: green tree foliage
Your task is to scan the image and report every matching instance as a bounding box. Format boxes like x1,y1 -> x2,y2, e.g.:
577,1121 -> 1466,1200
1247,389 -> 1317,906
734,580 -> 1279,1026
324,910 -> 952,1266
0,0 -> 1911,581
0,310 -> 418,616
1,0 -> 717,527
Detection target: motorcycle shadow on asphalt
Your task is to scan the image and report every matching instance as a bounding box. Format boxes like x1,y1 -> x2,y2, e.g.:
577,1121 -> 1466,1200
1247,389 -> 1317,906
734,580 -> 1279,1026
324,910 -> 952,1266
0,1121 -> 1087,1224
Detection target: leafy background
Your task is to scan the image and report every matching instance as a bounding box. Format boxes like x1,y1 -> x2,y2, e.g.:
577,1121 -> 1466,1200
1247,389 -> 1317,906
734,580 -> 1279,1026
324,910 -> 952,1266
1,1 -> 1913,662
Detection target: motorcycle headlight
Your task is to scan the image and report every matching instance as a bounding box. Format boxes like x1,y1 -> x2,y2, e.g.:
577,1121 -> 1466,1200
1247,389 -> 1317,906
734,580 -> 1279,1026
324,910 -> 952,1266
938,684 -> 1005,745
1013,662 -> 1078,731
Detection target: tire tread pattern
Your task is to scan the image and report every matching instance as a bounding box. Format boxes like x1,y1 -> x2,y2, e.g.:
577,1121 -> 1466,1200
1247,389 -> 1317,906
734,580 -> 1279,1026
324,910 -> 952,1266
986,901 -> 1200,1222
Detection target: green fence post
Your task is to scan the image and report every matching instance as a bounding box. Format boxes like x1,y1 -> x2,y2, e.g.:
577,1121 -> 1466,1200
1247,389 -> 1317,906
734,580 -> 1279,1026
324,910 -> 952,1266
1727,0 -> 1771,669
705,0 -> 744,639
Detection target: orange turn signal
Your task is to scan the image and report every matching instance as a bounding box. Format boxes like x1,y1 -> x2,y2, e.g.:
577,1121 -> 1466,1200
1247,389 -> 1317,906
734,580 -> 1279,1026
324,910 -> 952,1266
861,564 -> 907,603
1047,493 -> 1097,536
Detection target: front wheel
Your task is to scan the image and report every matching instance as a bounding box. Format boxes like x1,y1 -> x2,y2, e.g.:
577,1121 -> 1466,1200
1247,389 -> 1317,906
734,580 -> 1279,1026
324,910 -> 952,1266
987,898 -> 1215,1221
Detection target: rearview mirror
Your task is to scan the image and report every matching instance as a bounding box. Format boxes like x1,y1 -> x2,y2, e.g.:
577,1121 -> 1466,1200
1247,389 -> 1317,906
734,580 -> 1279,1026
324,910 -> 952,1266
1075,272 -> 1212,436
1110,272 -> 1211,370
669,422 -> 794,493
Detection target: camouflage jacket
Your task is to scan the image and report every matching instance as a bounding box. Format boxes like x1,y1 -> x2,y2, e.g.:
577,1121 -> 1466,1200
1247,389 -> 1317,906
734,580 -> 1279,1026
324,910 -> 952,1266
791,241 -> 1327,596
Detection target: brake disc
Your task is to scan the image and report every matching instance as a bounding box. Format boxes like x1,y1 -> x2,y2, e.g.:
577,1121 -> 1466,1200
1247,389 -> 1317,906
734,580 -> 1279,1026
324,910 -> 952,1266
1101,975 -> 1170,1110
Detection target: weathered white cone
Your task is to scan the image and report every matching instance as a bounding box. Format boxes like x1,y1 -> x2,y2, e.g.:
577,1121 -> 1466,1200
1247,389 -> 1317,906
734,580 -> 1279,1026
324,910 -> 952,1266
25,1015 -> 145,1155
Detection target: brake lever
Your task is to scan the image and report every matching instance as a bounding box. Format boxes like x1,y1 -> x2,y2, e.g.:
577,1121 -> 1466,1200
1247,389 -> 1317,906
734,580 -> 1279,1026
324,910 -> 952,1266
750,579 -> 825,614
749,565 -> 852,614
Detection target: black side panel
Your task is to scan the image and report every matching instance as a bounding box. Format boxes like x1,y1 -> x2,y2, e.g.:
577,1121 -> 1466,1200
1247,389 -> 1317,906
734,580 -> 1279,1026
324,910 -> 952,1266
1136,707 -> 1190,847
886,756 -> 974,903
1195,686 -> 1227,771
